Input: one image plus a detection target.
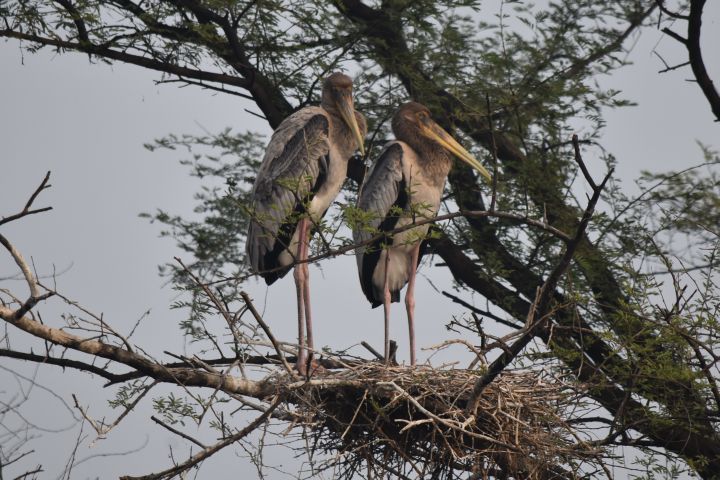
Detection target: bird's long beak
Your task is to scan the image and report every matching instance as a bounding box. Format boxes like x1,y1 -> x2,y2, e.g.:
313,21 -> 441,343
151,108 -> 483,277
337,92 -> 366,156
420,118 -> 492,183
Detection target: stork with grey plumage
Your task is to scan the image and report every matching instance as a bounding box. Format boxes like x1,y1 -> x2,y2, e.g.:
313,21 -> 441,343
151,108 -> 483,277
354,102 -> 491,366
247,72 -> 366,374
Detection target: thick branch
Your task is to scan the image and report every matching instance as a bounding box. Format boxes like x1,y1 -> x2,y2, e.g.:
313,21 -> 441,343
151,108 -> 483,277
0,305 -> 272,398
687,0 -> 720,121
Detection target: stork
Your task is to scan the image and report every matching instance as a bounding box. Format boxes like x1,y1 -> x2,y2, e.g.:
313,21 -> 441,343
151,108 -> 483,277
354,102 -> 491,366
247,72 -> 366,374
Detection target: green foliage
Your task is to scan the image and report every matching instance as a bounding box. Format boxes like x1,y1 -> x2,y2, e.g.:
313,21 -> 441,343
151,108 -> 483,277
153,393 -> 198,426
142,129 -> 265,282
109,380 -> 151,409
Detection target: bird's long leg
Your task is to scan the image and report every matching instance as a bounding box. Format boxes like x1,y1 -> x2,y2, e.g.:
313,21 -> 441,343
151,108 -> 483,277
383,248 -> 391,364
301,217 -> 314,370
293,218 -> 308,374
405,243 -> 420,366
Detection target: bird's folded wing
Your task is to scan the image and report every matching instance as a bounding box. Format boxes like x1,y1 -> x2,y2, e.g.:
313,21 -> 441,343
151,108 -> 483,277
247,108 -> 330,272
354,142 -> 408,302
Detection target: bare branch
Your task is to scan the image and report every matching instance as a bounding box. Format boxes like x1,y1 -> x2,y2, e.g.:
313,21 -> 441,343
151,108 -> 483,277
119,397 -> 281,480
0,348 -> 120,382
686,0 -> 720,121
239,292 -> 296,377
12,466 -> 44,480
0,232 -> 55,318
150,415 -> 207,449
655,0 -> 689,20
0,171 -> 52,228
360,341 -> 384,361
661,27 -> 687,45
0,304 -> 272,398
572,134 -> 596,190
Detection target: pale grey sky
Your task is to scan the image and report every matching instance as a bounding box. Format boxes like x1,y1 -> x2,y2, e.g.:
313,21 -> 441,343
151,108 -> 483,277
1,3 -> 719,478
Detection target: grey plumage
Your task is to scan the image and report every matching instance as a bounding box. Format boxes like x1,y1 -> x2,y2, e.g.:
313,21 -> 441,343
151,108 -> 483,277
246,72 -> 366,283
352,101 -> 491,365
245,72 -> 366,373
246,108 -> 330,284
354,142 -> 407,306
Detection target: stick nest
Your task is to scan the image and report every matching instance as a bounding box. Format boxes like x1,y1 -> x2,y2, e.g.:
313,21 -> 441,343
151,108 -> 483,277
282,364 -> 603,479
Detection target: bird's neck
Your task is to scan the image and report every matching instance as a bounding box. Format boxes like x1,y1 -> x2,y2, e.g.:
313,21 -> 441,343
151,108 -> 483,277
405,137 -> 453,188
321,106 -> 359,163
322,105 -> 342,125
320,96 -> 335,111
425,151 -> 453,188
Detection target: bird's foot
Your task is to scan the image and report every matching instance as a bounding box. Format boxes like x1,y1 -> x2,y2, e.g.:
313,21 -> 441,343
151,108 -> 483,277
295,355 -> 326,378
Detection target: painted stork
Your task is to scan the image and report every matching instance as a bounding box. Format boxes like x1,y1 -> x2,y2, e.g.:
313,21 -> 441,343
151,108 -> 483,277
354,102 -> 491,366
247,72 -> 366,374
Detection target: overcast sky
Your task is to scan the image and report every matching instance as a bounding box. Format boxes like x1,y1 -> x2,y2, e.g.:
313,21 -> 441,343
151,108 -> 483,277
1,3 -> 719,478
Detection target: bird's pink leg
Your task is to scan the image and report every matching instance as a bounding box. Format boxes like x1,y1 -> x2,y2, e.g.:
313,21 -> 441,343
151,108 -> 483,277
300,218 -> 314,369
293,218 -> 308,374
383,249 -> 391,364
405,243 -> 420,366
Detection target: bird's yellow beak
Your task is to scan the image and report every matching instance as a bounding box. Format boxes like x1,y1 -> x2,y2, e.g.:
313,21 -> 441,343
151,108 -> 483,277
420,118 -> 492,183
337,92 -> 366,156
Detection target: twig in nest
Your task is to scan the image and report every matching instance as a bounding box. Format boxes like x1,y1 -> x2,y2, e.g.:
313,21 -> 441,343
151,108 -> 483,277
240,291 -> 296,377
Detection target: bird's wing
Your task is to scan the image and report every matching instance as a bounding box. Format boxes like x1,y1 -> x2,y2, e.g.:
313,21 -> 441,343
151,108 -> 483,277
247,107 -> 330,278
353,142 -> 408,304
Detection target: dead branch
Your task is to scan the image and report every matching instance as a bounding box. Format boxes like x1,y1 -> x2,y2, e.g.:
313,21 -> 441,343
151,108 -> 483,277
0,348 -> 120,382
660,0 -> 720,121
150,415 -> 207,449
686,0 -> 720,121
0,303 -> 273,398
240,291 -> 296,377
119,397 -> 281,480
0,171 -> 52,228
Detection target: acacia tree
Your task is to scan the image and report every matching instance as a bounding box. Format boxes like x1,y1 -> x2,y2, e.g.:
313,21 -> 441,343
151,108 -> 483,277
2,0 -> 720,478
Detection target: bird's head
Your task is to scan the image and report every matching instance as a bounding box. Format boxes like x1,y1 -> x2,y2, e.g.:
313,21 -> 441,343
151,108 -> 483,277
393,102 -> 491,183
322,72 -> 366,156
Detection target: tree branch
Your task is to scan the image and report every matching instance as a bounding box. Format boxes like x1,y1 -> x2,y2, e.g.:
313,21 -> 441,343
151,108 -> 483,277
0,171 -> 52,228
0,304 -> 272,398
466,158 -> 614,413
120,397 -> 281,480
0,30 -> 250,90
686,0 -> 720,121
0,348 -> 120,382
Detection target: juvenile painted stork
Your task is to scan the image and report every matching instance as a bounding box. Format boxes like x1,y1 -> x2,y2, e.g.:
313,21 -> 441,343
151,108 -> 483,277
354,102 -> 491,366
247,72 -> 366,374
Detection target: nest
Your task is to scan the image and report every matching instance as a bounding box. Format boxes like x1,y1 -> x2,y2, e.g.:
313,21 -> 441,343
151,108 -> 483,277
283,364 -> 603,479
